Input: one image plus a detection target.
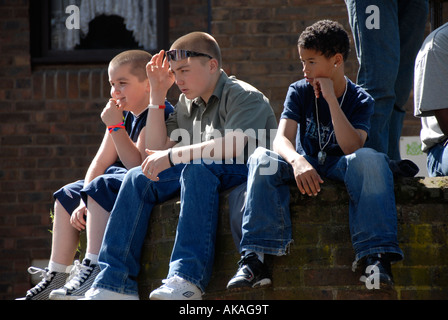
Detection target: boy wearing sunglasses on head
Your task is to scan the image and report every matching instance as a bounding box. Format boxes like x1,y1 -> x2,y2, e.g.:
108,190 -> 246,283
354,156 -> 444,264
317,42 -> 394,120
83,32 -> 277,300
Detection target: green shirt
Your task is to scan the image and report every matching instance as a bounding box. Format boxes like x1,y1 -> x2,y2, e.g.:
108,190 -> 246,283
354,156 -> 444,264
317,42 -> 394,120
166,71 -> 277,161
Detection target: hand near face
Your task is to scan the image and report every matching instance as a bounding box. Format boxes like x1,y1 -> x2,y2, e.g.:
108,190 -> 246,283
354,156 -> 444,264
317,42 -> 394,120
313,77 -> 336,101
146,50 -> 175,93
101,98 -> 125,126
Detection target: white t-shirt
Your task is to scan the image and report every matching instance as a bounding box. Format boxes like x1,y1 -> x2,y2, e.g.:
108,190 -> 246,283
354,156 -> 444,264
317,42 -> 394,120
414,23 -> 448,152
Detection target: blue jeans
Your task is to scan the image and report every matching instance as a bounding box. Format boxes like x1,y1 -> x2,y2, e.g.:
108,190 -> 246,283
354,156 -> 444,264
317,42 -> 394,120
240,147 -> 403,268
167,162 -> 248,292
345,0 -> 428,160
427,142 -> 448,177
92,161 -> 248,295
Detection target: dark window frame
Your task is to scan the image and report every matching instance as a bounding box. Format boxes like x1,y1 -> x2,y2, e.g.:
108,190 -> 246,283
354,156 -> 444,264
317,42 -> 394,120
30,0 -> 169,65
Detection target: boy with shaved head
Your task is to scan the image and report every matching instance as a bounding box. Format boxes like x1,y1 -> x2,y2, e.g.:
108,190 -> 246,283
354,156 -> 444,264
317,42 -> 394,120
84,32 -> 277,300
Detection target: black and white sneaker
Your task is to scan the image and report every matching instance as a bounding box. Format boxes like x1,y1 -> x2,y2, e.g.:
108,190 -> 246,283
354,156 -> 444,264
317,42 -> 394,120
49,259 -> 100,300
16,267 -> 69,300
226,252 -> 272,290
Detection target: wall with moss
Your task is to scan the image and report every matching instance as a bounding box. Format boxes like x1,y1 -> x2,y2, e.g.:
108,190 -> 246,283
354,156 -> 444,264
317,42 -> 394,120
136,177 -> 448,300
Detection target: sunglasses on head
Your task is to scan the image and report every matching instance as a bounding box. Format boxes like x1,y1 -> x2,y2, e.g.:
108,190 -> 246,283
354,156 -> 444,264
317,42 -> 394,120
166,49 -> 213,62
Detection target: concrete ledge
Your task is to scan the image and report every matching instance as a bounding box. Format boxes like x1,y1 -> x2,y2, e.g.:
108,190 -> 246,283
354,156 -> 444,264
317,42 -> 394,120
134,177 -> 448,300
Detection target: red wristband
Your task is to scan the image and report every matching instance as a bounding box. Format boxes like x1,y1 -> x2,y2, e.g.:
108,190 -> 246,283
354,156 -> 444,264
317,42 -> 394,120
148,104 -> 166,110
108,122 -> 125,133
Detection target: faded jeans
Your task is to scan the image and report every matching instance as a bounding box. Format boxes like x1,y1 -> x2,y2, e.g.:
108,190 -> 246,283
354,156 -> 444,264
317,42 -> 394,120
92,161 -> 248,295
239,147 -> 403,268
427,142 -> 448,177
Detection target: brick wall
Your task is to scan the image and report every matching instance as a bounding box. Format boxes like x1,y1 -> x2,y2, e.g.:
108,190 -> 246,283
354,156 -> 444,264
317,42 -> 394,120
138,177 -> 448,300
0,0 -> 209,300
0,0 -> 445,300
213,0 -> 359,119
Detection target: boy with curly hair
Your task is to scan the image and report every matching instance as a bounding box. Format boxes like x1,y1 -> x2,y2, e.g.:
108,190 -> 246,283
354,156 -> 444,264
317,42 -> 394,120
227,20 -> 403,291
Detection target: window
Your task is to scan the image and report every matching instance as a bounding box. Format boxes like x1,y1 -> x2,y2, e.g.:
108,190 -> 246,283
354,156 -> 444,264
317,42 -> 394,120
30,0 -> 169,64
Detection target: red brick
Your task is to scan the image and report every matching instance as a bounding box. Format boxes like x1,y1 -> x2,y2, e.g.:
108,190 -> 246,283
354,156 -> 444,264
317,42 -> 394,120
0,0 -> 441,301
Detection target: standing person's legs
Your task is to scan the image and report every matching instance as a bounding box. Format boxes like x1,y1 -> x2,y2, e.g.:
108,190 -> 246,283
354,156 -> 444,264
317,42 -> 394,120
346,0 -> 400,157
389,0 -> 428,160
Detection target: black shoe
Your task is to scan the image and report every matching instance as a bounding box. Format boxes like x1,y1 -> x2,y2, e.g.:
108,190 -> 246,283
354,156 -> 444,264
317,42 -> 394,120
389,159 -> 419,178
361,254 -> 394,290
226,253 -> 272,290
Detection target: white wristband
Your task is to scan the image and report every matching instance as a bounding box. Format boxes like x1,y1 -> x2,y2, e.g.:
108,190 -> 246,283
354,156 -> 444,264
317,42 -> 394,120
148,104 -> 166,110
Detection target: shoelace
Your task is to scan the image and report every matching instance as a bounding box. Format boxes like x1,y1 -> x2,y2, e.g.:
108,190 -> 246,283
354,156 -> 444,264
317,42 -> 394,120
64,261 -> 93,290
161,275 -> 187,291
237,252 -> 258,267
159,276 -> 201,299
26,267 -> 53,296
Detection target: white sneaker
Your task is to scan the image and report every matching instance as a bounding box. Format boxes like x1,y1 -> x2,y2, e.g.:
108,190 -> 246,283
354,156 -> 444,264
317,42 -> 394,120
80,287 -> 139,300
149,276 -> 202,300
